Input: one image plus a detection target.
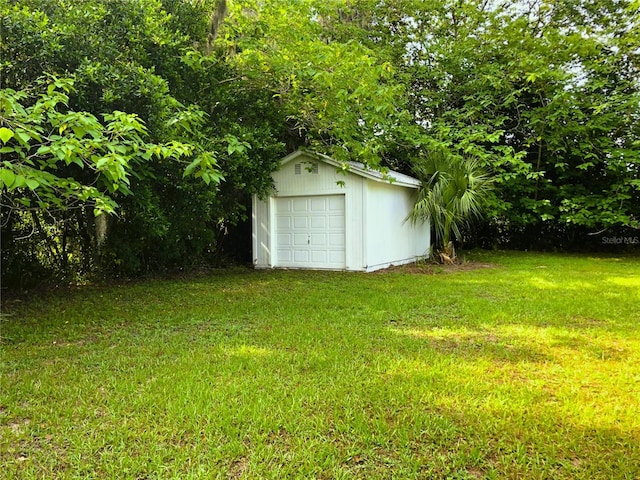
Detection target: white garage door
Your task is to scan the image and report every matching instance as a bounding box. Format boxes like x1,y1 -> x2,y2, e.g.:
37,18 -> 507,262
275,195 -> 346,269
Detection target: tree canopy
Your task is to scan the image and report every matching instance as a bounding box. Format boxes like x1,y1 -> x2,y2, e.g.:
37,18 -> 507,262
1,0 -> 639,286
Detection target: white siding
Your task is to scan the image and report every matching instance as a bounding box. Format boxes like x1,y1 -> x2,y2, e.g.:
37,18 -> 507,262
252,195 -> 271,268
364,181 -> 430,271
346,175 -> 365,271
272,155 -> 350,196
271,152 -> 366,271
252,150 -> 430,272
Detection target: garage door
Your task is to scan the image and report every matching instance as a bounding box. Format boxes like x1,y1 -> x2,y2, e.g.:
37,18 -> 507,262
275,195 -> 345,269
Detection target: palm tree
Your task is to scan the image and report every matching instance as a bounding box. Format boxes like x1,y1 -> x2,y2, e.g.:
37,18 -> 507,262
409,149 -> 493,263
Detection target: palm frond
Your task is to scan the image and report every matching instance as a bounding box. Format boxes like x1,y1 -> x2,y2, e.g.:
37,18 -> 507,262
409,149 -> 494,252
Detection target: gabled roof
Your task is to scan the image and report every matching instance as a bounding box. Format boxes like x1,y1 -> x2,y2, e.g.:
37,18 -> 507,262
280,150 -> 422,189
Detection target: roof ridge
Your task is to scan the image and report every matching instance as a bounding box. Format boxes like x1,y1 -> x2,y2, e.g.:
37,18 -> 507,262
282,150 -> 421,188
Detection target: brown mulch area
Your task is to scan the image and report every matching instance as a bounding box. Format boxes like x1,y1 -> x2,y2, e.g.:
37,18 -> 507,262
374,261 -> 496,274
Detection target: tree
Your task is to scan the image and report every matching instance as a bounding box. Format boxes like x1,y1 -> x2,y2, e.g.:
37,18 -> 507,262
3,0 -> 639,288
0,77 -> 198,216
410,148 -> 494,263
215,0 -> 413,168
1,0 -> 230,284
390,0 -> 640,247
205,0 -> 640,250
305,0 -> 640,248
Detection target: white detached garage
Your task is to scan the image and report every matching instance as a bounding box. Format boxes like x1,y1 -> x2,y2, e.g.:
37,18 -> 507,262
252,150 -> 430,272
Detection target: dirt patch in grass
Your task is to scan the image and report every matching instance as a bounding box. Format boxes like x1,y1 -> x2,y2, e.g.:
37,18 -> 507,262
375,261 -> 496,275
227,457 -> 249,479
6,417 -> 31,435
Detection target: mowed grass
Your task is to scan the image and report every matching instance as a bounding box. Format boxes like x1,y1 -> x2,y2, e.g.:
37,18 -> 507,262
1,252 -> 639,479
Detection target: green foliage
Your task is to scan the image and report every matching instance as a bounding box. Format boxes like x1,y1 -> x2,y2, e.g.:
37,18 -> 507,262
388,0 -> 640,241
410,148 -> 494,259
2,0 -> 639,286
0,77 -> 195,216
218,0 -> 639,248
217,0 -> 411,167
0,0 -> 252,284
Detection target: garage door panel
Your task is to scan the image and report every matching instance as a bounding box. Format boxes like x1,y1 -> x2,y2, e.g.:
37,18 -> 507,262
293,234 -> 309,246
277,217 -> 291,229
311,251 -> 327,263
293,199 -> 308,211
310,216 -> 326,229
328,215 -> 343,229
277,249 -> 292,262
275,195 -> 345,269
293,216 -> 308,228
328,251 -> 345,263
277,233 -> 292,246
310,233 -> 326,245
310,198 -> 326,211
328,233 -> 343,246
278,200 -> 292,213
328,197 -> 343,210
294,250 -> 309,262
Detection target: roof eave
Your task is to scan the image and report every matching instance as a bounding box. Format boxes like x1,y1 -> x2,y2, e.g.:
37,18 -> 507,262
281,150 -> 421,189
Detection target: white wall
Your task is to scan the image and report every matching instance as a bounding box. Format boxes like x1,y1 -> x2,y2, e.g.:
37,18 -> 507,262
252,195 -> 271,267
272,155 -> 350,196
253,153 -> 366,270
253,152 -> 430,271
364,181 -> 430,271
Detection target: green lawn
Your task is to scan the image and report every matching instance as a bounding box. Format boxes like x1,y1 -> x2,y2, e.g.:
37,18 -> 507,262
1,252 -> 639,479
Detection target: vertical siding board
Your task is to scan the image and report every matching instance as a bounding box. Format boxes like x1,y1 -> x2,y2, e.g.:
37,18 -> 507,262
364,181 -> 429,271
273,154 -> 350,196
252,195 -> 271,268
345,176 -> 364,271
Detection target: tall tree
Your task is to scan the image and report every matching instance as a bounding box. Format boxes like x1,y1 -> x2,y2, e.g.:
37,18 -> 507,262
214,0 -> 414,168
317,0 -> 640,246
0,0 -> 238,284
